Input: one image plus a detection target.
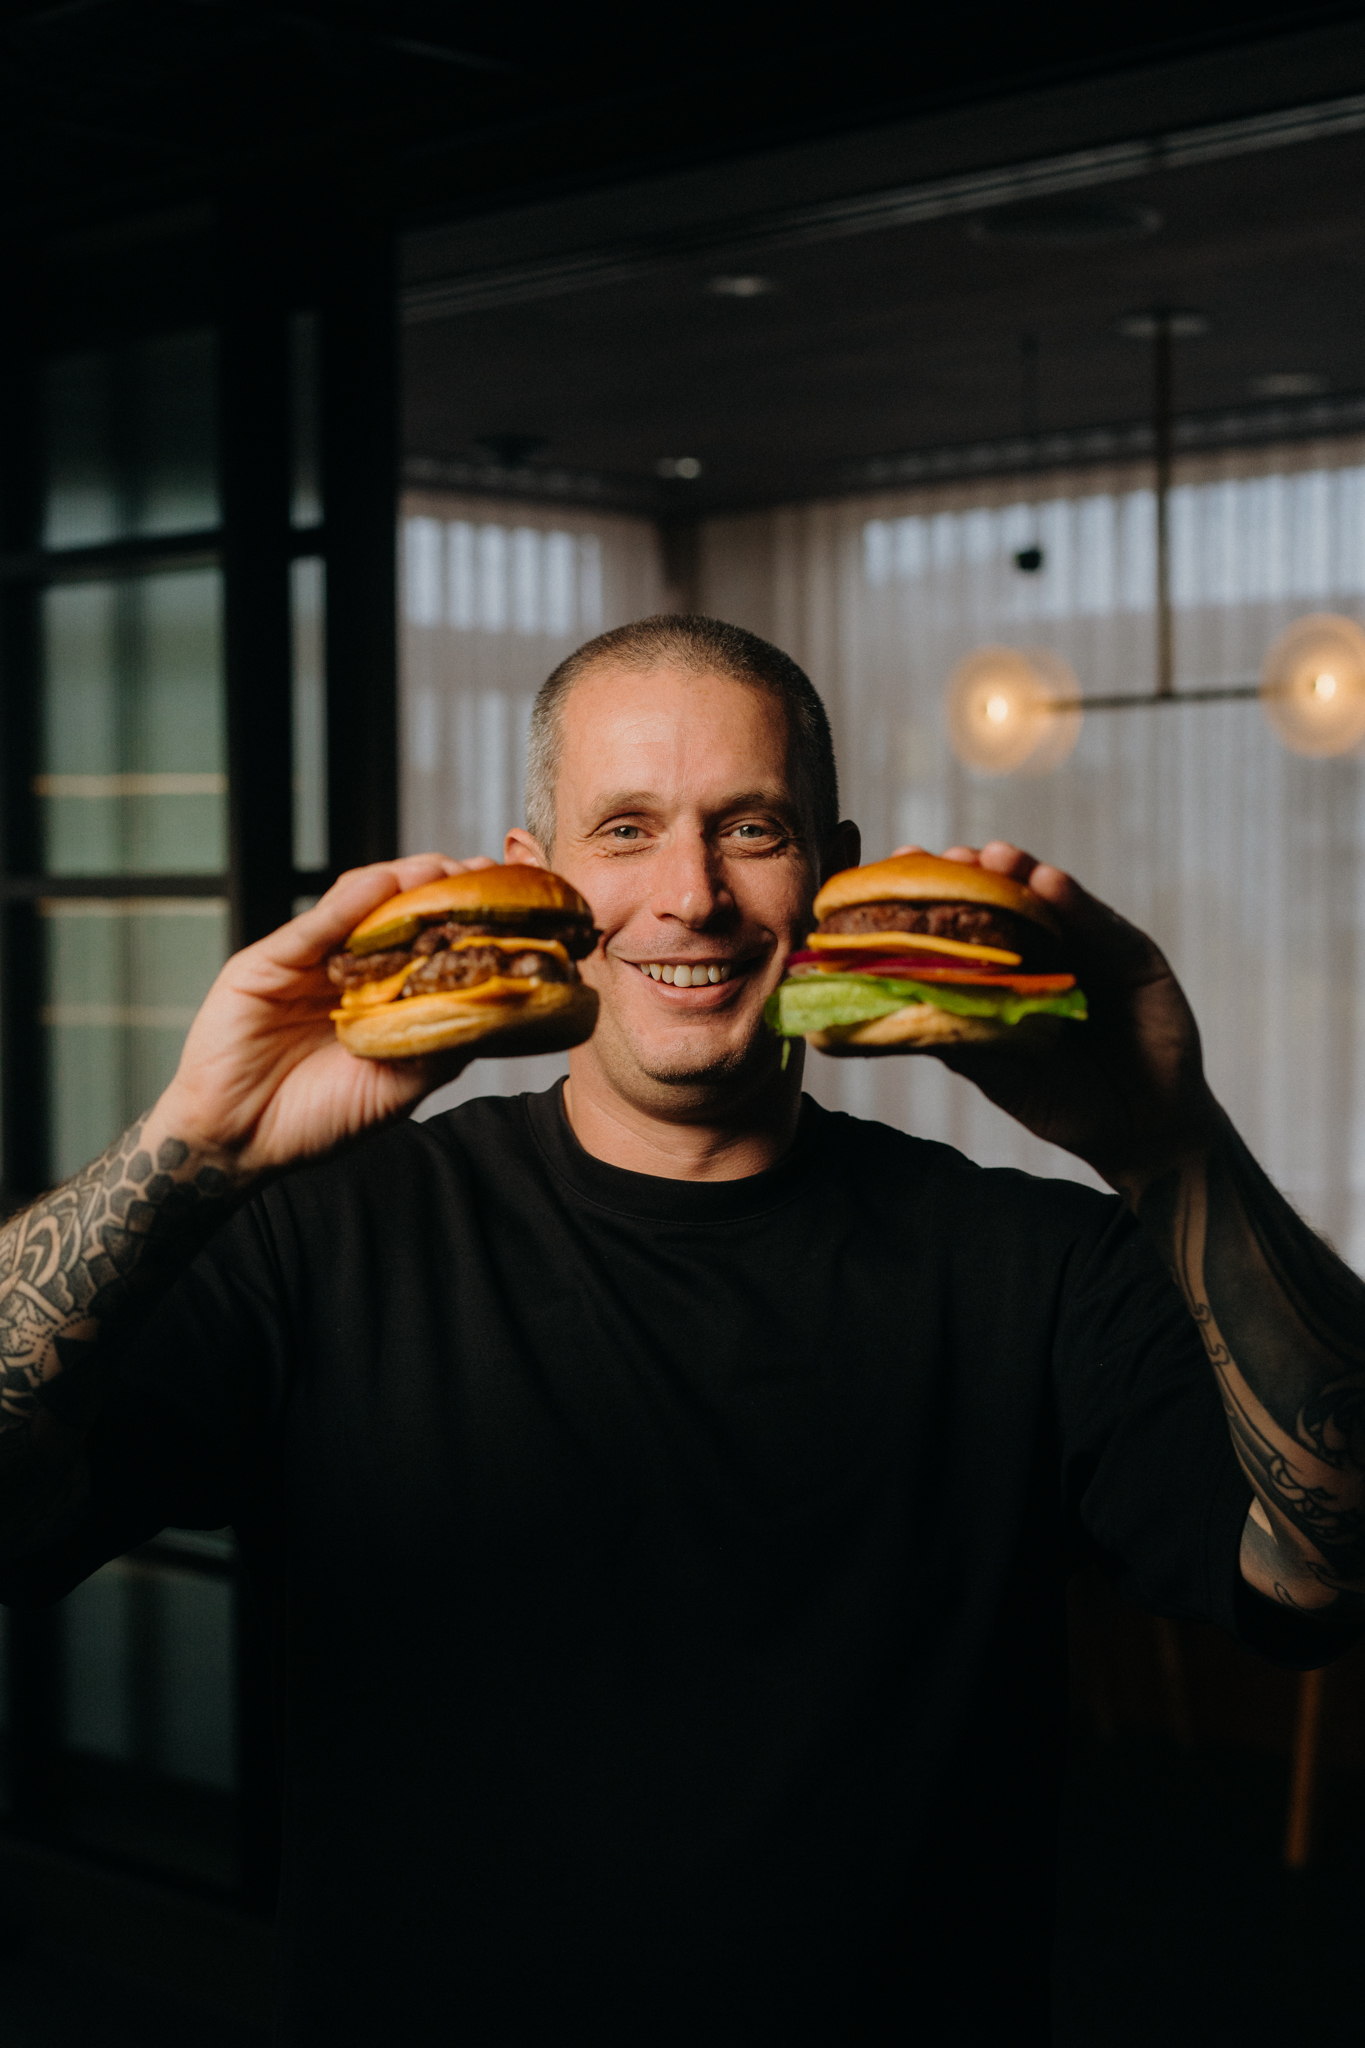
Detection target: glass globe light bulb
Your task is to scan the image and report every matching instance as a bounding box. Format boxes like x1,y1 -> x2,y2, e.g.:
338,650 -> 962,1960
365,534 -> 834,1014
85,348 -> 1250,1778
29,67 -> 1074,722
1260,614 -> 1365,757
945,646 -> 1082,776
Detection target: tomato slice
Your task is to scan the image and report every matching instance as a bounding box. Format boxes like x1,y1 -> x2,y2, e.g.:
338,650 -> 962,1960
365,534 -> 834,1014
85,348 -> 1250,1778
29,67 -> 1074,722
786,950 -> 1075,995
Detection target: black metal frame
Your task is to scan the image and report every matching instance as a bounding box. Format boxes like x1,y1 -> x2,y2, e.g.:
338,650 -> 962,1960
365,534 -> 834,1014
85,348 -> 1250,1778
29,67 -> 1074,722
0,200 -> 400,1917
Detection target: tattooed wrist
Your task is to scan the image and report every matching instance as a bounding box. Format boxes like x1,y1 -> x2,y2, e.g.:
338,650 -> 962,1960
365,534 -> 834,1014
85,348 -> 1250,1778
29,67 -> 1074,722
0,1113 -> 237,1454
1139,1118 -> 1365,1614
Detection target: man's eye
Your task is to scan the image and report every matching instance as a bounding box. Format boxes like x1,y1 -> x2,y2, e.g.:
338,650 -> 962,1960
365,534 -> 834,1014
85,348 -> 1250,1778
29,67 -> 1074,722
610,825 -> 641,840
734,822 -> 775,840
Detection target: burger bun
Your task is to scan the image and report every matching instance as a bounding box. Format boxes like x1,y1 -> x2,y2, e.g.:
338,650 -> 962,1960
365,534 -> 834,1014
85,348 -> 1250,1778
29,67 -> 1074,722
813,852 -> 1061,936
811,1003 -> 1064,1055
334,980 -> 598,1062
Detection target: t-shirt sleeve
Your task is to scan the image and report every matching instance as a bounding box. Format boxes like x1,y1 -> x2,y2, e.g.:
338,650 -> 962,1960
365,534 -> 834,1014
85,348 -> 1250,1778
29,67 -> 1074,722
1053,1200 -> 1361,1670
0,1196 -> 288,1605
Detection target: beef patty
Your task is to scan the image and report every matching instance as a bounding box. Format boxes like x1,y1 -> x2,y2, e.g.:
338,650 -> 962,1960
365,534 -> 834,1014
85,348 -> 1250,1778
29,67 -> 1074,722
817,900 -> 1061,969
403,946 -> 571,995
327,913 -> 596,994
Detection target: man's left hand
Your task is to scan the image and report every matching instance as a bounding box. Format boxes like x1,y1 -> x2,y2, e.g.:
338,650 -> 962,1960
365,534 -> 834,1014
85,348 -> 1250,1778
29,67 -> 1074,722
890,841 -> 1217,1198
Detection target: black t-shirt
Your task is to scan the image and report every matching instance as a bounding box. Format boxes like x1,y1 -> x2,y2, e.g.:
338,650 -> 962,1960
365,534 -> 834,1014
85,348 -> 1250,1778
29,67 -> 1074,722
0,1088 -> 1328,2043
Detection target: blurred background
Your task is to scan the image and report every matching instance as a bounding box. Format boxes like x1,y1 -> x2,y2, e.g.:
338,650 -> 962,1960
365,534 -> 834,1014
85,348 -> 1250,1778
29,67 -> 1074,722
2,4 -> 1365,2041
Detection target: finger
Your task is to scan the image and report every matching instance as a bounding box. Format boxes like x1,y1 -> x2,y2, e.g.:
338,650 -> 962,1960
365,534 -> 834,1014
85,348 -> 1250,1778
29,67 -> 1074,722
886,844 -> 926,859
977,840 -> 1038,881
940,845 -> 982,866
1022,863 -> 1168,981
254,853 -> 509,974
259,862 -> 452,970
966,843 -> 1169,984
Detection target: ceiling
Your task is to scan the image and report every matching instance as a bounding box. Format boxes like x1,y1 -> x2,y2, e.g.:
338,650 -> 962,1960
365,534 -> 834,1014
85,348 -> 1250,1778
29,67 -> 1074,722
402,119 -> 1365,516
5,0 -> 1362,237
13,0 -> 1365,523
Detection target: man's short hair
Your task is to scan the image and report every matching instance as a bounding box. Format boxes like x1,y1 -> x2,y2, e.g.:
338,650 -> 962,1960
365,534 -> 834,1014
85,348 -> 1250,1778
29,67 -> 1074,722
525,614 -> 839,854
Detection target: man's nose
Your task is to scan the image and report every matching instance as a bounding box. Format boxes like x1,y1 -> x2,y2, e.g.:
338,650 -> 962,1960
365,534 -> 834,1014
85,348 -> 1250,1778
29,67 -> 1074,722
649,829 -> 731,927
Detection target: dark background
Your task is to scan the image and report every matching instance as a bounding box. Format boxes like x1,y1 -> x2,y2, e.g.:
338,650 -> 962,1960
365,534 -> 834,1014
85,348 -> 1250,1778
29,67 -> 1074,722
5,5 -> 1365,2041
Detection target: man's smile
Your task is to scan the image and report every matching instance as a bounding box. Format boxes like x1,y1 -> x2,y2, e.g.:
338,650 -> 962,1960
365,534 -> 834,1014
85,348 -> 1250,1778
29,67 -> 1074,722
630,959 -> 735,984
616,950 -> 765,999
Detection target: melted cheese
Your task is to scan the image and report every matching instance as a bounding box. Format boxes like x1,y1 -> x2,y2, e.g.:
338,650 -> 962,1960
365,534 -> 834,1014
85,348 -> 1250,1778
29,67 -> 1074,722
337,944 -> 566,1012
807,930 -> 1022,967
380,974 -> 540,1009
444,934 -> 571,964
338,961 -> 422,1009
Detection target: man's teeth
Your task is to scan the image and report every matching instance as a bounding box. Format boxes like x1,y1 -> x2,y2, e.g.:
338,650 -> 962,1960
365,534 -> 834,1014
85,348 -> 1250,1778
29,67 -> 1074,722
640,962 -> 734,986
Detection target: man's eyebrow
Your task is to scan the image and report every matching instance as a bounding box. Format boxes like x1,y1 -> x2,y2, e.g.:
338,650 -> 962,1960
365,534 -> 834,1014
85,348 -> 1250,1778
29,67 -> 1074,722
584,787 -> 799,820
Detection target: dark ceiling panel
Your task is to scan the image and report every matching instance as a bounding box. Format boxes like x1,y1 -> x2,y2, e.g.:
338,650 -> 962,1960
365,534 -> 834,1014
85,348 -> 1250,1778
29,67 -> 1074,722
402,127 -> 1365,513
6,0 -> 1365,236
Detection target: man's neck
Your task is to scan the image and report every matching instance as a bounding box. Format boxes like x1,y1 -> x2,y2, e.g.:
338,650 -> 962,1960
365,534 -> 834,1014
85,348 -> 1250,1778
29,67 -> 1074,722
562,1049 -> 805,1181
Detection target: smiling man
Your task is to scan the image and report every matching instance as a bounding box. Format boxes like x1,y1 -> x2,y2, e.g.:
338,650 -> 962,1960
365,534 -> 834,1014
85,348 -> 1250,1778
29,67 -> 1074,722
0,614 -> 1360,2048
504,631 -> 858,1177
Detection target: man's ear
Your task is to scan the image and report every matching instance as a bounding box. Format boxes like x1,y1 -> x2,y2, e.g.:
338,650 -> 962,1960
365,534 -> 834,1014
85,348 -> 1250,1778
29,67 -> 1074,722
819,819 -> 860,883
505,829 -> 549,869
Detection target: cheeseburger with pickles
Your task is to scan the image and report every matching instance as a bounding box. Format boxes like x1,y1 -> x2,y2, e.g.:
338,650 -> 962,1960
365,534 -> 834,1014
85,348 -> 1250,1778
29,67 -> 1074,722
327,865 -> 599,1061
767,851 -> 1087,1052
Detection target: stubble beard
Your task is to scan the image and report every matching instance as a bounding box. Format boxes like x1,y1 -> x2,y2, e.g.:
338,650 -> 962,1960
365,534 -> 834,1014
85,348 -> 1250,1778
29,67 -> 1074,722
588,998 -> 788,1119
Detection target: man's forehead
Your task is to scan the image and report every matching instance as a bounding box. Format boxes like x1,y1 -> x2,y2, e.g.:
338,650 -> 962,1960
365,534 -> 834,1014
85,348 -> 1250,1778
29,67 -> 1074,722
559,661 -> 786,746
558,664 -> 793,799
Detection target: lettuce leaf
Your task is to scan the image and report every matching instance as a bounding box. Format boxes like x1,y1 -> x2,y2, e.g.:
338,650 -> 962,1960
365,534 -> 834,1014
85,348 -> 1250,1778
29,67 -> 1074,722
765,973 -> 1088,1038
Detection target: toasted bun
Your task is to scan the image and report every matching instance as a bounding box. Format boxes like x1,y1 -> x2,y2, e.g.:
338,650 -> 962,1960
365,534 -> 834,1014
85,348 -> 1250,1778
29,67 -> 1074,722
810,1003 -> 1064,1056
349,866 -> 593,954
334,980 -> 599,1062
813,853 -> 1060,936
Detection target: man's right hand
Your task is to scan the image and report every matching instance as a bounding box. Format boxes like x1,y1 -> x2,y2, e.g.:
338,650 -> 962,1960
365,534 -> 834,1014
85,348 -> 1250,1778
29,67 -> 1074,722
150,855 -> 495,1187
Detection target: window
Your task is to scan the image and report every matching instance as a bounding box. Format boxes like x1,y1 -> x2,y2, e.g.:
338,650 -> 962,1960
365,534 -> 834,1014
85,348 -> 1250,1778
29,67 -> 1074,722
2,330 -> 249,1897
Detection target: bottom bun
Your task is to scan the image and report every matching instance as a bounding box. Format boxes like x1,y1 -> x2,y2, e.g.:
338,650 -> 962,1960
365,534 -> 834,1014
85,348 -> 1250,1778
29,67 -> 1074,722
810,1003 -> 1063,1056
335,980 -> 599,1061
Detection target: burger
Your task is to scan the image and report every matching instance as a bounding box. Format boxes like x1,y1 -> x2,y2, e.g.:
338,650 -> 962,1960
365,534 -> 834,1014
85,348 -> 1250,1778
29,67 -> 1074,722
327,866 -> 600,1061
765,851 -> 1086,1052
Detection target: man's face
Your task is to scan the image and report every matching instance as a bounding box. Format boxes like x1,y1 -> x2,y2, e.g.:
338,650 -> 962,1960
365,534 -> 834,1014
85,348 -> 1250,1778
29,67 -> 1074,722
522,664 -> 817,1114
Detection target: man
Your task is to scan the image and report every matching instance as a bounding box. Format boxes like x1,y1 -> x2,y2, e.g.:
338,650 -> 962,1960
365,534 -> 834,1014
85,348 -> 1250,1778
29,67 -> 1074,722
0,614 -> 1359,2045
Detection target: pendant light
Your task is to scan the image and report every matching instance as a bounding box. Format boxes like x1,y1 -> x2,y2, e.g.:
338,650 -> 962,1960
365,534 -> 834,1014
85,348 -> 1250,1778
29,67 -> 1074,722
945,645 -> 1082,776
946,334 -> 1080,775
1259,613 -> 1365,757
944,307 -> 1365,770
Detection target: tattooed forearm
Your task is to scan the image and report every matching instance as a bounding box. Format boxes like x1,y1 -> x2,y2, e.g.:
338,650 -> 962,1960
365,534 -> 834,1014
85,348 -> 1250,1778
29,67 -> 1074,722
1139,1111 -> 1365,1619
0,1115 -> 234,1540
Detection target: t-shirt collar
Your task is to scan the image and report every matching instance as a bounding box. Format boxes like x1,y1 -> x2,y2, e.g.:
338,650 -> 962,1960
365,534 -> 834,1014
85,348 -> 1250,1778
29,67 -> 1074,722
522,1079 -> 824,1224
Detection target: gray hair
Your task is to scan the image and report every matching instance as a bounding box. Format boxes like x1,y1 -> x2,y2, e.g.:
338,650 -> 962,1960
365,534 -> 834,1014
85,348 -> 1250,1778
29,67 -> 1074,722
524,614 -> 839,855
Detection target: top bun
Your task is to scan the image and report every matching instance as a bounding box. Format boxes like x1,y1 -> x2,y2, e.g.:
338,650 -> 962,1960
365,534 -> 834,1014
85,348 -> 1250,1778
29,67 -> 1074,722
348,865 -> 593,953
813,851 -> 1061,935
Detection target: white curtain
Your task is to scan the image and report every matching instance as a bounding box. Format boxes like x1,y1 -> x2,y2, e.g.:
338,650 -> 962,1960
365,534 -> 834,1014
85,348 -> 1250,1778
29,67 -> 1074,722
399,453 -> 1365,1272
400,491 -> 666,1104
700,440 -> 1365,1268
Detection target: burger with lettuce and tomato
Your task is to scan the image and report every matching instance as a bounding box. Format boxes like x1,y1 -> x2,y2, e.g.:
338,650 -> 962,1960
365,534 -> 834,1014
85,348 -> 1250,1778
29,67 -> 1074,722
766,851 -> 1087,1053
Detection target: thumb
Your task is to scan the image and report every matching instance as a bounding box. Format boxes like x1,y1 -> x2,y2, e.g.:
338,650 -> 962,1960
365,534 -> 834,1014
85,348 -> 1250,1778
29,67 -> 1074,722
1025,864 -> 1168,988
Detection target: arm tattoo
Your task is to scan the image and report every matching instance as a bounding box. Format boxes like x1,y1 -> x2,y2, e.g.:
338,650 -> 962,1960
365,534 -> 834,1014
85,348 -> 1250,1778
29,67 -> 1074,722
0,1116 -> 233,1540
1139,1114 -> 1365,1620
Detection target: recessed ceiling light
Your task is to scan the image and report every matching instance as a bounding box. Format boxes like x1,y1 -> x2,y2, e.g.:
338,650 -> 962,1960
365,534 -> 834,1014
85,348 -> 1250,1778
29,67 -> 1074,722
471,431 -> 548,466
656,456 -> 703,480
1115,309 -> 1209,339
706,274 -> 774,297
971,199 -> 1161,246
1248,372 -> 1328,399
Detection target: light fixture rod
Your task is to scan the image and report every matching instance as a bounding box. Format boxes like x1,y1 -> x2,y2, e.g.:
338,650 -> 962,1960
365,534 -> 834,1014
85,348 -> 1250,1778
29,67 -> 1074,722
1049,683 -> 1260,712
1154,313 -> 1175,699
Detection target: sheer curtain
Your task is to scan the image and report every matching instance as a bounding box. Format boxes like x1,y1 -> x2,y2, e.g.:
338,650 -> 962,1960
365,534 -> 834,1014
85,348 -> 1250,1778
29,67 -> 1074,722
399,453 -> 1365,1271
400,491 -> 666,1105
699,440 -> 1365,1267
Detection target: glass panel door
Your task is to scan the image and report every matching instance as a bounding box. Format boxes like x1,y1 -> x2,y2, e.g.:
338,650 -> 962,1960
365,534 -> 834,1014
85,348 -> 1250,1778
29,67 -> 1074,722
38,569 -> 226,876
9,326 -> 241,1893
